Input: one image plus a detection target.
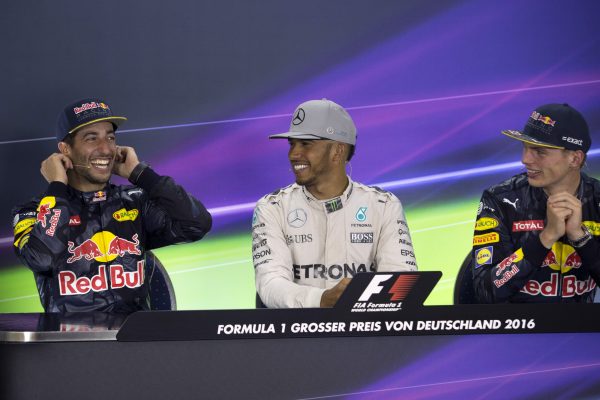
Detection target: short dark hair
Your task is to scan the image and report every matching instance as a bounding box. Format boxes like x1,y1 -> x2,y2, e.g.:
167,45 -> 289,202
61,132 -> 75,147
347,145 -> 355,162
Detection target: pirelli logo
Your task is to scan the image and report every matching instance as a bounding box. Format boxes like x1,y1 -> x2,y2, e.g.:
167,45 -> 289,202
473,232 -> 499,246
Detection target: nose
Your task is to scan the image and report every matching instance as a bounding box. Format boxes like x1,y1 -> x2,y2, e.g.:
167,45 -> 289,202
288,142 -> 301,160
521,147 -> 533,165
97,137 -> 115,155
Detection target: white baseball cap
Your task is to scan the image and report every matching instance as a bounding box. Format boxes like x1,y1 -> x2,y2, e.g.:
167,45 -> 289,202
269,99 -> 357,145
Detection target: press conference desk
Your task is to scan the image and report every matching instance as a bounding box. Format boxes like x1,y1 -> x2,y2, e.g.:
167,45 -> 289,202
2,305 -> 600,400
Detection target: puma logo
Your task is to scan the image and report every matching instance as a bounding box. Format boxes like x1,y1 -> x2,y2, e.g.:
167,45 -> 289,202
503,198 -> 519,210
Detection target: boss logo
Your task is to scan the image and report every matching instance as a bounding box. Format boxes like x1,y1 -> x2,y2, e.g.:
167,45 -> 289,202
350,232 -> 373,243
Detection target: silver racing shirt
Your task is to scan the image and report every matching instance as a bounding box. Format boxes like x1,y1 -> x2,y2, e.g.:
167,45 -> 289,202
252,178 -> 417,308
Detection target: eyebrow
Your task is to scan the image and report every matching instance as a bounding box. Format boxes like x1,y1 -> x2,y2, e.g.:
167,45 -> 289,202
81,129 -> 115,138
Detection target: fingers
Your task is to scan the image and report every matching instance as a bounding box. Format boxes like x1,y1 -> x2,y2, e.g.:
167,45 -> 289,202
320,278 -> 352,308
40,153 -> 69,184
547,192 -> 581,210
338,277 -> 352,289
60,154 -> 73,170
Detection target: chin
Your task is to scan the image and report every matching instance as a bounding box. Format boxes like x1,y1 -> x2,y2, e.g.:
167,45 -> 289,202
527,178 -> 546,188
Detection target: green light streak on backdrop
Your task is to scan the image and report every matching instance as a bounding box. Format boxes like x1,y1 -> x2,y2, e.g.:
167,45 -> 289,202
0,198 -> 477,312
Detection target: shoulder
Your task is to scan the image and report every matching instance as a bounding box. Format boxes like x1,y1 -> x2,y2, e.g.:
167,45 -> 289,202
484,173 -> 529,198
582,172 -> 600,194
256,183 -> 299,207
350,181 -> 399,203
112,184 -> 148,202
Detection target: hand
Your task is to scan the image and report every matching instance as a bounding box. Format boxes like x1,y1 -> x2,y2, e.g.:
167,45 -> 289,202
112,146 -> 140,179
40,153 -> 71,184
548,192 -> 585,241
539,194 -> 572,248
320,278 -> 351,308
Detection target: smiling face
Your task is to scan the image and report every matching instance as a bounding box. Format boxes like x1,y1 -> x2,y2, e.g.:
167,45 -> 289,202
59,121 -> 117,192
521,143 -> 582,195
288,138 -> 337,187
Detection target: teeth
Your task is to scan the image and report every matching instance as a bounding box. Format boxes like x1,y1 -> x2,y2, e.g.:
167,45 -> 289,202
293,164 -> 308,171
91,160 -> 109,165
91,159 -> 110,169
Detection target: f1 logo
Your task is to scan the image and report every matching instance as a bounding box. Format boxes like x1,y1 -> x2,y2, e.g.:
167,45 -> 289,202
358,274 -> 393,301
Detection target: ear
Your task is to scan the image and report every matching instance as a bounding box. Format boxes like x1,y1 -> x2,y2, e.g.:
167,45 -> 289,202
332,143 -> 345,162
58,141 -> 70,156
570,150 -> 584,168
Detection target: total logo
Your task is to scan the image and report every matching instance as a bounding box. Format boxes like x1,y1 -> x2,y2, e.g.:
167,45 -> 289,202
512,220 -> 544,232
66,231 -> 141,264
541,243 -> 581,273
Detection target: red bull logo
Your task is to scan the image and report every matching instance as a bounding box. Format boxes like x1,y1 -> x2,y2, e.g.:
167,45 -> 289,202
564,251 -> 582,270
495,249 -> 523,276
67,239 -> 103,263
45,209 -> 61,237
59,261 -> 145,295
36,197 -> 56,228
66,231 -> 141,264
542,250 -> 557,268
36,204 -> 51,228
530,111 -> 556,127
541,243 -> 581,273
73,102 -> 107,115
521,273 -> 596,297
107,234 -> 141,257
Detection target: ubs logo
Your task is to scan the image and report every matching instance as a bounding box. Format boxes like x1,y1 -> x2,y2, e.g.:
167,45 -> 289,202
292,108 -> 305,125
287,209 -> 307,228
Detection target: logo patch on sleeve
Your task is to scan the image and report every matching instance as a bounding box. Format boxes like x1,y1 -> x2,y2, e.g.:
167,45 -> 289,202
473,232 -> 499,246
474,246 -> 493,268
475,217 -> 499,231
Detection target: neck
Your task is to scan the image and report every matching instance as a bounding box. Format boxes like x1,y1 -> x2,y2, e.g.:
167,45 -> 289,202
67,171 -> 107,192
306,174 -> 349,200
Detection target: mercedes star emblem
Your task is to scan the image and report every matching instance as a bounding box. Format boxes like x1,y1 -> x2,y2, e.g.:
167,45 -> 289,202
287,208 -> 308,228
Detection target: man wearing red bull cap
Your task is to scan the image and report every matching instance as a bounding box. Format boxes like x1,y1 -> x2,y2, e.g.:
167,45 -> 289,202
12,98 -> 212,312
252,99 -> 417,308
471,103 -> 600,303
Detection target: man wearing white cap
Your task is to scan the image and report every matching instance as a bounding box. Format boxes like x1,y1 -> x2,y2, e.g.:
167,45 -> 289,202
252,99 -> 417,308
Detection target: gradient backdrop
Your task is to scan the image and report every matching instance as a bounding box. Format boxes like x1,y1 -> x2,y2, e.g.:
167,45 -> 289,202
0,0 -> 599,314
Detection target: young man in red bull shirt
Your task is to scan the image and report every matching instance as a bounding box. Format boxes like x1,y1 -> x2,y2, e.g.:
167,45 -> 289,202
12,98 -> 212,313
471,104 -> 600,303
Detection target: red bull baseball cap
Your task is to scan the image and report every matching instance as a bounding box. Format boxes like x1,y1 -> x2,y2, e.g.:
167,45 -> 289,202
56,98 -> 127,142
269,99 -> 357,145
501,103 -> 590,152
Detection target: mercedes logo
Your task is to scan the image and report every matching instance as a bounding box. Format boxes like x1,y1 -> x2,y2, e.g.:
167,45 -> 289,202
287,208 -> 307,228
292,108 -> 305,125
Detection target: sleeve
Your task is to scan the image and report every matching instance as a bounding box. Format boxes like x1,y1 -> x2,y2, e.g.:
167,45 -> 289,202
132,164 -> 212,249
252,199 -> 324,308
576,224 -> 600,285
12,182 -> 72,273
471,191 -> 549,303
375,195 -> 417,271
